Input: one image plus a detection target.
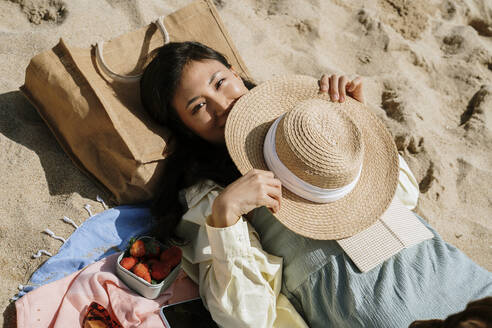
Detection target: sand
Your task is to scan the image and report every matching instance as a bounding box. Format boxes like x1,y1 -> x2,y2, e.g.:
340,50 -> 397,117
0,0 -> 491,326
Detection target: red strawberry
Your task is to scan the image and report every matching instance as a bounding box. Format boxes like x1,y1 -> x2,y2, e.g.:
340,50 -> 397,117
146,240 -> 161,258
132,263 -> 151,283
129,240 -> 146,258
120,256 -> 137,271
151,261 -> 171,280
160,246 -> 182,268
146,258 -> 159,268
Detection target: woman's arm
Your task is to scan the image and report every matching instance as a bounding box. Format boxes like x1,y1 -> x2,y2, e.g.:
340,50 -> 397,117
179,176 -> 307,328
199,217 -> 281,328
201,170 -> 283,327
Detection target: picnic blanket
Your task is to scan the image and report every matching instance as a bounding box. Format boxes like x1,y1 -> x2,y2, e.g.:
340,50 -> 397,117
13,204 -> 200,327
15,204 -> 155,298
15,253 -> 199,327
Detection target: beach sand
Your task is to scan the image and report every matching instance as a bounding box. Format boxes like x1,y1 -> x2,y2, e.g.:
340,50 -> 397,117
1,0 -> 491,326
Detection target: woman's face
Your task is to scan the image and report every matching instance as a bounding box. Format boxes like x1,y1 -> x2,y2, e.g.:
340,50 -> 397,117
172,59 -> 249,144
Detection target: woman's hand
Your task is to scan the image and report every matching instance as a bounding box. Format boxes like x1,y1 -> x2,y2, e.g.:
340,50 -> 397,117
318,74 -> 365,104
210,169 -> 282,228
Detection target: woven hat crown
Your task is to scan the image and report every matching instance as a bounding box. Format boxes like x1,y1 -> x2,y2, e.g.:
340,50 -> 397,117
275,99 -> 364,189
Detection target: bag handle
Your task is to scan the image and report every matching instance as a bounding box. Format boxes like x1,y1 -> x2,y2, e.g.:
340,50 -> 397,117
95,16 -> 170,83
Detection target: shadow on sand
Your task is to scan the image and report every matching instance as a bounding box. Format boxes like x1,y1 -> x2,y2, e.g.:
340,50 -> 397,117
3,302 -> 16,328
0,90 -> 108,201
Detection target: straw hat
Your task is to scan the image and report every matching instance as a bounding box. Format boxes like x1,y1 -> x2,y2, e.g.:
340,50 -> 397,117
225,75 -> 399,240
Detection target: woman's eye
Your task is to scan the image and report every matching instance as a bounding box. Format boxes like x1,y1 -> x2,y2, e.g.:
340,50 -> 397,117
192,102 -> 205,115
215,78 -> 225,90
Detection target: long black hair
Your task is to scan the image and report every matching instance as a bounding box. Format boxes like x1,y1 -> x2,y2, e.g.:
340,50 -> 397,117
140,41 -> 255,243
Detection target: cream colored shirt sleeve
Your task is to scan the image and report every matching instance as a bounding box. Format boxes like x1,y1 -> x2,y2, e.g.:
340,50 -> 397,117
201,218 -> 281,328
395,155 -> 419,210
175,180 -> 308,328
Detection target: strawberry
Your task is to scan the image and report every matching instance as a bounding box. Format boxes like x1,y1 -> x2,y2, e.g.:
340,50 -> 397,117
119,256 -> 137,271
146,258 -> 159,268
129,239 -> 146,258
145,240 -> 161,258
160,246 -> 182,268
132,263 -> 151,283
150,261 -> 171,280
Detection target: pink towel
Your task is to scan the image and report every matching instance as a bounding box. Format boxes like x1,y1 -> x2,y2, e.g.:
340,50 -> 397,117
15,253 -> 199,327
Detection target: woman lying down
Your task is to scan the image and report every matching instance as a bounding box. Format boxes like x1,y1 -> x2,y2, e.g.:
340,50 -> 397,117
139,41 -> 492,328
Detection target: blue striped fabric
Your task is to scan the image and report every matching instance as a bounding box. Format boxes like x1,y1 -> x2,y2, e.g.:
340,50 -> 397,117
13,205 -> 154,300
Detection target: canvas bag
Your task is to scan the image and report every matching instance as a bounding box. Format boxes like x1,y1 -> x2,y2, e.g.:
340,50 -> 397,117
21,0 -> 251,204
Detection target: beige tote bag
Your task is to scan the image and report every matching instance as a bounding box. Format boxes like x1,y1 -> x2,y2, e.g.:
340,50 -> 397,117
21,0 -> 251,204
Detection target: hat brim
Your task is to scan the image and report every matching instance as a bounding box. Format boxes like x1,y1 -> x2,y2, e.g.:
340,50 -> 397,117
225,75 -> 399,240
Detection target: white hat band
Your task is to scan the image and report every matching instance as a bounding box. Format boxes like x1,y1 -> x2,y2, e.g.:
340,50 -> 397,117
263,114 -> 362,203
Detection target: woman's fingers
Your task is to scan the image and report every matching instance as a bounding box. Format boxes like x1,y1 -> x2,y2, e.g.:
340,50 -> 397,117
247,169 -> 282,213
257,175 -> 282,212
347,76 -> 365,104
338,75 -> 348,102
318,74 -> 364,103
263,185 -> 282,213
347,76 -> 362,92
247,168 -> 274,180
247,169 -> 282,187
318,74 -> 329,93
266,176 -> 282,189
329,74 -> 339,102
